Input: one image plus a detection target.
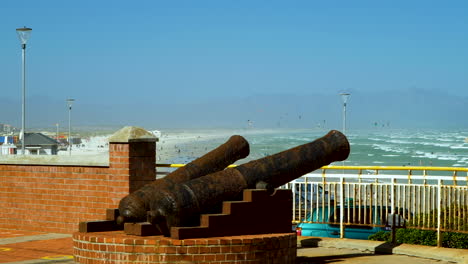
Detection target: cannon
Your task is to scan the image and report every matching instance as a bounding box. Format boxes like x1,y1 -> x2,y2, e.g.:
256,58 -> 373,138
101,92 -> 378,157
117,135 -> 249,224
145,130 -> 350,236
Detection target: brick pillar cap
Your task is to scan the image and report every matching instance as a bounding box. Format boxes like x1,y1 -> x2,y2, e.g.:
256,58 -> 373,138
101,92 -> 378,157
108,126 -> 157,143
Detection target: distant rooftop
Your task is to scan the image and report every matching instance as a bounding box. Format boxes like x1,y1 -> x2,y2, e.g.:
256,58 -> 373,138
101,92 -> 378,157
17,132 -> 59,146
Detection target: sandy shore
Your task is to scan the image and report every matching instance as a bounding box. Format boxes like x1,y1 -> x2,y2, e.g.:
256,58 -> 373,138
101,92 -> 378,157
156,129 -> 241,164
59,129 -> 250,165
154,128 -> 287,164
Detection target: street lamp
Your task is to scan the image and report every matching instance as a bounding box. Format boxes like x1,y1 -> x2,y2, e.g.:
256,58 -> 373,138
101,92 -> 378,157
339,92 -> 350,134
339,92 -> 350,239
66,98 -> 75,156
16,27 -> 32,155
55,123 -> 59,142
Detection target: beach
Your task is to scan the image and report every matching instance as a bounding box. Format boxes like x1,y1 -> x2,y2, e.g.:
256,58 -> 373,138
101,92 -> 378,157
60,128 -> 282,165
1,128 -> 468,171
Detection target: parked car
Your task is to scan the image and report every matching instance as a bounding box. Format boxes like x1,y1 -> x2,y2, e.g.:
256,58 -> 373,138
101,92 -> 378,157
296,206 -> 406,240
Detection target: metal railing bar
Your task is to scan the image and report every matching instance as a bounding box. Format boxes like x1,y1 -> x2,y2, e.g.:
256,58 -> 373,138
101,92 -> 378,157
293,174 -> 468,182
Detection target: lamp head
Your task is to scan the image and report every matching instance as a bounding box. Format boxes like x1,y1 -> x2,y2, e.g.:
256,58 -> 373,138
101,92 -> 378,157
66,98 -> 75,108
16,27 -> 32,45
339,93 -> 350,104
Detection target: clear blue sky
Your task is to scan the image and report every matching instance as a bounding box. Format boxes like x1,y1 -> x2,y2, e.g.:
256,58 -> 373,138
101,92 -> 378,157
1,1 -> 468,129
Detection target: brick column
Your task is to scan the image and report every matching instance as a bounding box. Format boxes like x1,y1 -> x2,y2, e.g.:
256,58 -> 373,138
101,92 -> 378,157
128,139 -> 156,191
108,126 -> 157,199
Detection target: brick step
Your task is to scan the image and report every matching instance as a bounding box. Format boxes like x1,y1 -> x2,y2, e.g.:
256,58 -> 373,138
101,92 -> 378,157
171,189 -> 292,239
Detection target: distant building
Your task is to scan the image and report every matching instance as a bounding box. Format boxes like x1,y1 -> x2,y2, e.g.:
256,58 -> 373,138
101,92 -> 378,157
0,135 -> 16,155
71,137 -> 82,145
0,124 -> 16,133
16,133 -> 59,155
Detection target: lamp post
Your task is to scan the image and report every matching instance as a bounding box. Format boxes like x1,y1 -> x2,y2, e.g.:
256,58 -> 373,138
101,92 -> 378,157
338,92 -> 350,239
66,98 -> 75,156
339,92 -> 350,134
55,123 -> 59,142
16,27 -> 32,155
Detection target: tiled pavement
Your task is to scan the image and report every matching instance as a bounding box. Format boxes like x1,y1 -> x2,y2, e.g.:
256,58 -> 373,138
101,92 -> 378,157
0,229 -> 74,264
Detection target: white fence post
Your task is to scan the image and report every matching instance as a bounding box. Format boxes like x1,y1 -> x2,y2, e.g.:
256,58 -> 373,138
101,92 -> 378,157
391,177 -> 396,243
437,179 -> 442,247
340,176 -> 344,238
292,182 -> 296,222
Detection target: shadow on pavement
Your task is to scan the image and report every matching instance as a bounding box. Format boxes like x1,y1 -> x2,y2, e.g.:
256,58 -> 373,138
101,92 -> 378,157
299,237 -> 322,247
374,241 -> 399,254
297,252 -> 375,264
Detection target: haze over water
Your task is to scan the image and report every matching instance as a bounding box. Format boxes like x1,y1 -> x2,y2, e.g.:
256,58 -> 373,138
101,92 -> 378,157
158,128 -> 468,172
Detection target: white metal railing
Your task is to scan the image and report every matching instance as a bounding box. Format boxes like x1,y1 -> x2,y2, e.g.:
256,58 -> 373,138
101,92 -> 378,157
283,165 -> 468,246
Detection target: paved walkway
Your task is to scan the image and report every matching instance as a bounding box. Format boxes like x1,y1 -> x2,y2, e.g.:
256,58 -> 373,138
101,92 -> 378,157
0,229 -> 466,263
297,247 -> 456,264
298,236 -> 467,264
0,229 -> 74,264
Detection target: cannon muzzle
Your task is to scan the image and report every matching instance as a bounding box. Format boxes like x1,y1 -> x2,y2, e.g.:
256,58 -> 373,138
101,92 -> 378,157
117,135 -> 249,224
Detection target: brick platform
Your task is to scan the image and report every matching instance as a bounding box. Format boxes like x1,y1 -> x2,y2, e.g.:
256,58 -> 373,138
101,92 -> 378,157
73,231 -> 296,264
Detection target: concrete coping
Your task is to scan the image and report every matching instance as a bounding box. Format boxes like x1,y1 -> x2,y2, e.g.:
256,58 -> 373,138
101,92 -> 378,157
0,154 -> 109,166
108,126 -> 157,143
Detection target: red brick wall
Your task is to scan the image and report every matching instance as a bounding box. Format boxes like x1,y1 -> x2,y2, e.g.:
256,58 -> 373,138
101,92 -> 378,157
0,140 -> 156,234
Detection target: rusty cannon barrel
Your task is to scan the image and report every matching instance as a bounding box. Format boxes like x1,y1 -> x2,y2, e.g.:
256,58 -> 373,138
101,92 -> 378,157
117,135 -> 250,224
147,130 -> 350,235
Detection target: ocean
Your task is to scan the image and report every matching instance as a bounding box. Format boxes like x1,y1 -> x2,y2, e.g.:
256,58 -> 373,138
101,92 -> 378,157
158,128 -> 468,172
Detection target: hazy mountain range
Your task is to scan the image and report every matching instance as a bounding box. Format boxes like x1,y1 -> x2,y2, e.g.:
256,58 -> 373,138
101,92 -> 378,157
1,88 -> 467,131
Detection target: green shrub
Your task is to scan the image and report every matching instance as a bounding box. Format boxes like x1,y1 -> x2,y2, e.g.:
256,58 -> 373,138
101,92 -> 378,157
368,231 -> 390,241
395,229 -> 437,246
408,203 -> 468,231
368,229 -> 468,249
443,232 -> 468,249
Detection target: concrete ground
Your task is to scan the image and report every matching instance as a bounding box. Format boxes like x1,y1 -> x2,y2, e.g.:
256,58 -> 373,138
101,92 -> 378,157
297,236 -> 467,264
0,229 -> 466,264
297,247 -> 455,264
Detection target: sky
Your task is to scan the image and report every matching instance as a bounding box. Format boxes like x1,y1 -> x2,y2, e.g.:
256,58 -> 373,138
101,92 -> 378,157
1,1 -> 468,130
